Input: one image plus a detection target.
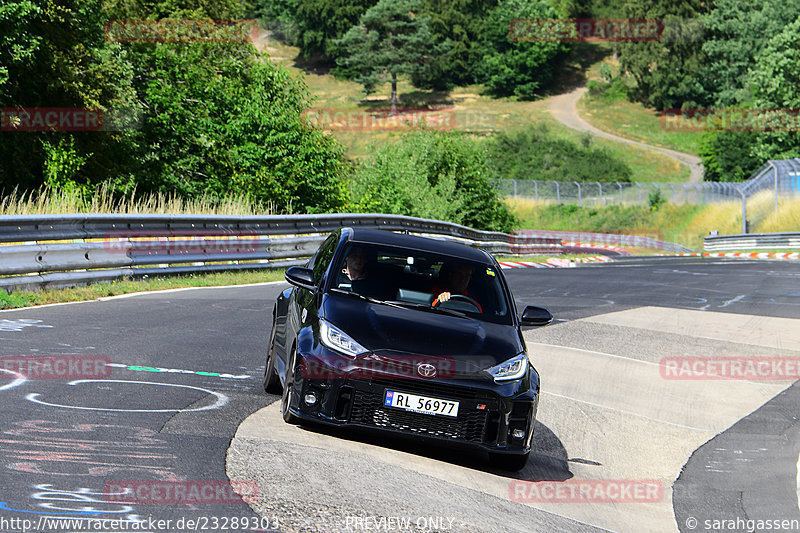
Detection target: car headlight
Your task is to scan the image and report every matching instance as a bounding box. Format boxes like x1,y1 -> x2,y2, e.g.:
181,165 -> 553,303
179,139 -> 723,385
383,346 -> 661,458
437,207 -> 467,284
485,353 -> 528,382
320,320 -> 368,358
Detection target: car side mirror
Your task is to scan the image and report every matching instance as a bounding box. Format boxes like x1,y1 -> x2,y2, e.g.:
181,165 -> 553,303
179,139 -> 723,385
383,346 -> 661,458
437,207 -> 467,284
285,266 -> 317,292
520,306 -> 553,327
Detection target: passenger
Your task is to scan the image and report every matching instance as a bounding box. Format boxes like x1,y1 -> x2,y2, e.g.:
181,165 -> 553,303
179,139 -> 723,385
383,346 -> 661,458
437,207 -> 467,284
432,262 -> 483,312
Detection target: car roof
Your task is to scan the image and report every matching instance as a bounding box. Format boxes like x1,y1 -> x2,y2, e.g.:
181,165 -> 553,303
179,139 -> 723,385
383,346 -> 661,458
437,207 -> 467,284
344,228 -> 494,263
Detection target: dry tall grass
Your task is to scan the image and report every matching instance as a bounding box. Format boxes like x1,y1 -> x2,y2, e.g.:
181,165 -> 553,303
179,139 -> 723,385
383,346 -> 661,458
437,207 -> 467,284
0,183 -> 275,216
504,190 -> 799,250
756,196 -> 800,233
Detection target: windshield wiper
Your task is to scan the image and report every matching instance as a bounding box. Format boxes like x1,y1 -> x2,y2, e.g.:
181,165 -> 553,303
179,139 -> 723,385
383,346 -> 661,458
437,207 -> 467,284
329,288 -> 405,309
383,300 -> 469,319
330,289 -> 470,318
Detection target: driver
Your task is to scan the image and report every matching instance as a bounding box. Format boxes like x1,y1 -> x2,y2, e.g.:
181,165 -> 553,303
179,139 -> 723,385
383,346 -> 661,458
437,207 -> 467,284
432,262 -> 482,312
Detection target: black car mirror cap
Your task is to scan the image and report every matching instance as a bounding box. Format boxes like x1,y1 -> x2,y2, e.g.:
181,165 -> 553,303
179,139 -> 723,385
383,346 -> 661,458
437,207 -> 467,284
520,305 -> 553,327
285,266 -> 317,292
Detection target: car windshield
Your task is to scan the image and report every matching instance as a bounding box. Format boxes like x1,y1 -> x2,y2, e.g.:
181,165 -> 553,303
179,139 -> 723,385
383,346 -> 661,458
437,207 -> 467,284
329,242 -> 512,324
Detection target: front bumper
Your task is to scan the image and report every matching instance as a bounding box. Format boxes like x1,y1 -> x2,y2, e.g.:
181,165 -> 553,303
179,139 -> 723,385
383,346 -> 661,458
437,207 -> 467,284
286,352 -> 539,455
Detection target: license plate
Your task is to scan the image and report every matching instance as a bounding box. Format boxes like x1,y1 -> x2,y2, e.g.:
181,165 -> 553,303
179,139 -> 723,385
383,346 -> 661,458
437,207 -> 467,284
384,390 -> 459,417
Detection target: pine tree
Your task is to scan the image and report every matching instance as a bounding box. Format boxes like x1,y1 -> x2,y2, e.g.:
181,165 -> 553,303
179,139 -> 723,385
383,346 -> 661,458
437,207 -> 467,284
335,0 -> 435,115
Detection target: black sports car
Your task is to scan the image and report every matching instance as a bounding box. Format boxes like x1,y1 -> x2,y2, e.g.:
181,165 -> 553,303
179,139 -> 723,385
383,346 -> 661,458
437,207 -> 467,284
263,228 -> 552,470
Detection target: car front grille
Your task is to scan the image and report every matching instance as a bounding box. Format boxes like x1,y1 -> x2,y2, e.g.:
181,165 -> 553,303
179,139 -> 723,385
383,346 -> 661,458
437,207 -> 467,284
349,382 -> 495,444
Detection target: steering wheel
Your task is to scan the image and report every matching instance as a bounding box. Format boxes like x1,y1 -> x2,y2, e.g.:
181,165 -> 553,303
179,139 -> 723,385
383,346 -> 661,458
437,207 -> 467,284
433,293 -> 481,312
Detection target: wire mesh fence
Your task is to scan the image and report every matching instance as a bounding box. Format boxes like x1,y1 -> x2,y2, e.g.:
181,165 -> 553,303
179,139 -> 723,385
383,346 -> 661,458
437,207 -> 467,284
491,179 -> 747,206
492,159 -> 800,210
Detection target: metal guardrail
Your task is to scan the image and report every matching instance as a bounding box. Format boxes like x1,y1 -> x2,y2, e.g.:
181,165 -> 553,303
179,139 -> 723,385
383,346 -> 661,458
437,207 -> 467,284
704,232 -> 800,251
517,230 -> 694,254
0,214 -> 563,291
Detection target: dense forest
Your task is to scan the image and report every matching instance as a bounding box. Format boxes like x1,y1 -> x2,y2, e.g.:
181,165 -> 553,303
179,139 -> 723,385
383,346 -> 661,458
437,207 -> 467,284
2,0 -> 799,230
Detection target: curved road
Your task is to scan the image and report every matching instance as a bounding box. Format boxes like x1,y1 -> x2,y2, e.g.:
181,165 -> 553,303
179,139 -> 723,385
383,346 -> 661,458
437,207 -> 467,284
1,257 -> 799,532
548,87 -> 704,184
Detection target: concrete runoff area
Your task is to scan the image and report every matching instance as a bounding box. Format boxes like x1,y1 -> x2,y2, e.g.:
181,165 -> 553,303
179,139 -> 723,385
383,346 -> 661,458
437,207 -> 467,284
582,306 -> 800,352
229,306 -> 800,532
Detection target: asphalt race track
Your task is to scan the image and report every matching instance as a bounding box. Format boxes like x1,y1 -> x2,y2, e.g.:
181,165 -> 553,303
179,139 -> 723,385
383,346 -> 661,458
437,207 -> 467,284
1,256 -> 799,533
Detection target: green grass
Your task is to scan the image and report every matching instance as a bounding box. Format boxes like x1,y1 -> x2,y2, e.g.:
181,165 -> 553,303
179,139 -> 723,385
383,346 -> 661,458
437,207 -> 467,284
508,197 -> 711,249
577,57 -> 704,157
0,269 -> 287,310
579,94 -> 703,157
257,32 -> 689,182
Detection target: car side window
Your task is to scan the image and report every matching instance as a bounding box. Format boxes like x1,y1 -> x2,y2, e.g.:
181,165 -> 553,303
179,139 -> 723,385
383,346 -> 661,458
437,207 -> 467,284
312,234 -> 338,286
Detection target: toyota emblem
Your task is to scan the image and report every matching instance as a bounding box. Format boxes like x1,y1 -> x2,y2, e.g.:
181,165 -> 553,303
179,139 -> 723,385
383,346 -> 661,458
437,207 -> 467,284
416,363 -> 437,378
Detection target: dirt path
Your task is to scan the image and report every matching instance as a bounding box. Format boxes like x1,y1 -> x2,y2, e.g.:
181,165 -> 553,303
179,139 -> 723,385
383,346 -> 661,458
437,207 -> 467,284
548,87 -> 704,183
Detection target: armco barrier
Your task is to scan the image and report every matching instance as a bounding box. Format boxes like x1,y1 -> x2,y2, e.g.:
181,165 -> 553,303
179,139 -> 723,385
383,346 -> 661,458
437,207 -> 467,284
704,232 -> 800,251
517,229 -> 693,253
0,214 -> 562,291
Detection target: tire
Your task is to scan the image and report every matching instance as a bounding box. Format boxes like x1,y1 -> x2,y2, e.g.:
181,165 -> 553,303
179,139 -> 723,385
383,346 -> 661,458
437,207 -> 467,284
262,315 -> 281,394
280,344 -> 301,424
489,452 -> 530,471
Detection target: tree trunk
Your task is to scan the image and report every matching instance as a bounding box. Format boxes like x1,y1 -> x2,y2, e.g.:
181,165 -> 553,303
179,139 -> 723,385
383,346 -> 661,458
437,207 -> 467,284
390,73 -> 398,116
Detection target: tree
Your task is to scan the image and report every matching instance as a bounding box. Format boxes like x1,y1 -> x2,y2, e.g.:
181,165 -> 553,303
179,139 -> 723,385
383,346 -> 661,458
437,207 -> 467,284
293,0 -> 376,60
411,0 -> 497,90
350,130 -> 517,232
617,0 -> 707,110
335,0 -> 436,114
476,0 -> 571,99
698,131 -> 761,182
700,0 -> 800,107
747,16 -> 800,162
0,0 -> 138,192
1,0 -> 349,214
698,15 -> 800,182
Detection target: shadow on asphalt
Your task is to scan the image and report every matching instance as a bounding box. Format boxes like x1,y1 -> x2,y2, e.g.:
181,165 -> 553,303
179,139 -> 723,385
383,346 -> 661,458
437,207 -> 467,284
289,417 -> 573,482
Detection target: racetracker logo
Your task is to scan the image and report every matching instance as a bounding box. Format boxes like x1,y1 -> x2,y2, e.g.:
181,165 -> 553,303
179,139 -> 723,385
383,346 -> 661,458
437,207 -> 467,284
661,108 -> 800,132
101,230 -> 263,255
509,479 -> 663,503
1,356 -> 111,379
1,107 -> 142,131
660,357 -> 800,380
104,19 -> 258,43
300,354 -> 461,380
509,18 -> 664,42
303,107 -> 455,131
103,480 -> 258,504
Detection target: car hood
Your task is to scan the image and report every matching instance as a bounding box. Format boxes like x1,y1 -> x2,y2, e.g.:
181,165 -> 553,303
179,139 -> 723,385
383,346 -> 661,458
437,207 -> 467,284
321,293 -> 523,367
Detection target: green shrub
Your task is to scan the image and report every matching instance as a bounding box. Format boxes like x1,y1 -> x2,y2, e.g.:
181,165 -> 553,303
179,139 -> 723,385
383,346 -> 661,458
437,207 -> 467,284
648,188 -> 665,210
349,130 -> 516,232
486,125 -> 632,183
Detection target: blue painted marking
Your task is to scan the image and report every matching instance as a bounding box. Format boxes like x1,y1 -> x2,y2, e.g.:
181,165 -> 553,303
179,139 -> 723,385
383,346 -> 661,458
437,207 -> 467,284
0,502 -> 102,516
